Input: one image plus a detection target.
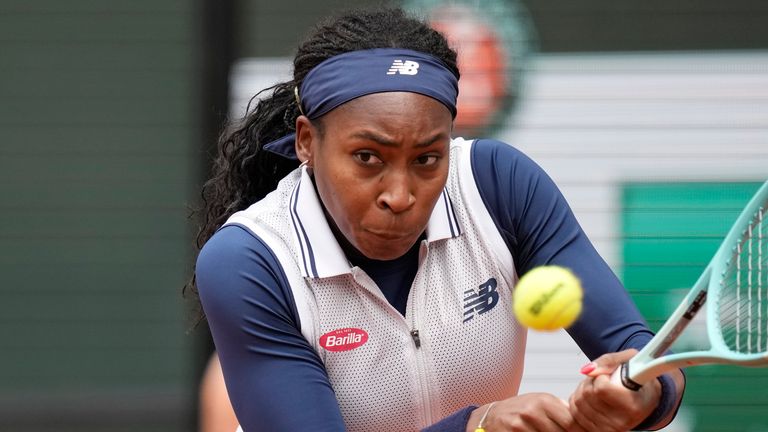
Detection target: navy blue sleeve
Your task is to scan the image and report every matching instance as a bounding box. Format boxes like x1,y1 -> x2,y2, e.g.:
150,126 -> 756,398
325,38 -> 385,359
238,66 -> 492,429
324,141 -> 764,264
196,224 -> 346,431
470,139 -> 680,429
470,139 -> 652,357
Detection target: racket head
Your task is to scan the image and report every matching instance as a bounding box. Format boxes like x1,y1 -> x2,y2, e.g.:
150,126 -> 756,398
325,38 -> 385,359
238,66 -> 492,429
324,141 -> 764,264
618,181 -> 768,388
708,181 -> 768,363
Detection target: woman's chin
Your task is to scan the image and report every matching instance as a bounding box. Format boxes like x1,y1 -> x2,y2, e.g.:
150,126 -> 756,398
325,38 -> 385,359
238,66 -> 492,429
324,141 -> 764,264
357,236 -> 417,261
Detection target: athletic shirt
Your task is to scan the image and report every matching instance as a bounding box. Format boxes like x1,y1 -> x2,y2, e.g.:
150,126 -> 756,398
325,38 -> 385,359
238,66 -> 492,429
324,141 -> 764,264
196,138 -> 668,432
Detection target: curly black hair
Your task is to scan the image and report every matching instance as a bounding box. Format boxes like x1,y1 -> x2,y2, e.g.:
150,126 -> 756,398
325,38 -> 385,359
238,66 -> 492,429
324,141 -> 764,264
186,7 -> 459,316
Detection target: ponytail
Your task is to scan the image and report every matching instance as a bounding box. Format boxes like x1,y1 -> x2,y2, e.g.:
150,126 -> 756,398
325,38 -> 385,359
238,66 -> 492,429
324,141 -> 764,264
195,82 -> 301,249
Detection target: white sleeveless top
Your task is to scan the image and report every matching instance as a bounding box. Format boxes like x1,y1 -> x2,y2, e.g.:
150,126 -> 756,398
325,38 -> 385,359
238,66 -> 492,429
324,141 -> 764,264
227,137 -> 527,432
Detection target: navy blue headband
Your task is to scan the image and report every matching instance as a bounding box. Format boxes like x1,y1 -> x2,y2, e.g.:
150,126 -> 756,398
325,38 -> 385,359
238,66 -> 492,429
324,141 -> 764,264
263,48 -> 459,159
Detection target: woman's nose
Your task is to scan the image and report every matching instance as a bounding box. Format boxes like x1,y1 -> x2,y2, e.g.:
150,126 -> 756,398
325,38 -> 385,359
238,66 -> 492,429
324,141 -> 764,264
377,171 -> 416,213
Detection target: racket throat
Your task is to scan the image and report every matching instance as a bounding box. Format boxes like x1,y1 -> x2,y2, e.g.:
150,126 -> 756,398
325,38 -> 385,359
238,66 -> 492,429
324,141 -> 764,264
652,290 -> 708,358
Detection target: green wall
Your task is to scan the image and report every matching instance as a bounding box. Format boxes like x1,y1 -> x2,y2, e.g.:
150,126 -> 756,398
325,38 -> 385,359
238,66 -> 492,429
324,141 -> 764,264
622,182 -> 768,432
0,1 -> 200,430
236,0 -> 383,57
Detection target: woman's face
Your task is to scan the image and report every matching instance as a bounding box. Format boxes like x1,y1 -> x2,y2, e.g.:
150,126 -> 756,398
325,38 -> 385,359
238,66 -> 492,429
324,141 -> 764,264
295,92 -> 453,260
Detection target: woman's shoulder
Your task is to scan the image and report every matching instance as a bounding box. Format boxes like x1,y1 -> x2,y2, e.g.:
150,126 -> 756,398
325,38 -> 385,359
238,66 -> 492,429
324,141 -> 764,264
196,223 -> 298,318
450,137 -> 535,171
455,137 -> 549,190
199,224 -> 270,263
196,224 -> 283,289
469,138 -> 532,163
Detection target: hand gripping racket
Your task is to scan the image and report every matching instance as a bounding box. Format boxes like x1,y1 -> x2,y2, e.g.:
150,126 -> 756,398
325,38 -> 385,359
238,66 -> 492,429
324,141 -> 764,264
612,180 -> 768,390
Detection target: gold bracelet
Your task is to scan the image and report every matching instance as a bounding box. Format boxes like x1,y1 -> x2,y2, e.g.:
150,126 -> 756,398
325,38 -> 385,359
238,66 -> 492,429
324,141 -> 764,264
473,402 -> 496,432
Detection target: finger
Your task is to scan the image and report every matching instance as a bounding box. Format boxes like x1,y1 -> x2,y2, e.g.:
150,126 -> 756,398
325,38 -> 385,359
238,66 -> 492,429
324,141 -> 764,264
564,418 -> 591,432
582,349 -> 638,377
569,379 -> 601,431
572,373 -> 656,432
558,400 -> 590,432
589,374 -> 645,430
539,399 -> 575,432
538,394 -> 585,432
488,394 -> 570,432
592,374 -> 634,411
599,374 -> 661,425
508,395 -> 569,432
576,374 -> 633,430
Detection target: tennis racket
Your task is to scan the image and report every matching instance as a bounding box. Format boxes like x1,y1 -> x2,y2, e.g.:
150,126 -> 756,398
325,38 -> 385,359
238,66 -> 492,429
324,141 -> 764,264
612,180 -> 768,391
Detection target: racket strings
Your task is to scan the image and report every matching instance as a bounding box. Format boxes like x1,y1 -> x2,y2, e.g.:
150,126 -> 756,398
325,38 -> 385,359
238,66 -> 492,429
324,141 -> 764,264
718,204 -> 767,354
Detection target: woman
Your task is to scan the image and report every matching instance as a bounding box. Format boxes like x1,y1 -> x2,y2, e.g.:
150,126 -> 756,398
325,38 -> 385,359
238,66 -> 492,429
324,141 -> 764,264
193,7 -> 684,432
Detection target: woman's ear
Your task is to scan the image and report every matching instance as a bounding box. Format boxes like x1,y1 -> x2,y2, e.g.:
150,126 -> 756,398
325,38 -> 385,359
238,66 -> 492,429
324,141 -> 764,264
294,116 -> 315,165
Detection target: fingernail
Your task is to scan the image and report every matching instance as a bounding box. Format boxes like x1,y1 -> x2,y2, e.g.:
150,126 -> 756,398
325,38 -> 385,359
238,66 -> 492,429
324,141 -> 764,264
580,362 -> 596,375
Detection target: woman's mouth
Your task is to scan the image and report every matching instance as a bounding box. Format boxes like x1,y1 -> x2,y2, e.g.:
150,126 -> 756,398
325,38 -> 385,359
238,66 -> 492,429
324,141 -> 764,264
367,230 -> 409,241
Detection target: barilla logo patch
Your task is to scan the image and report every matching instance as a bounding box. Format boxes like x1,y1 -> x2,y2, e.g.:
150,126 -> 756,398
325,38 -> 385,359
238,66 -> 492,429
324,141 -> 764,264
319,328 -> 369,352
387,59 -> 420,75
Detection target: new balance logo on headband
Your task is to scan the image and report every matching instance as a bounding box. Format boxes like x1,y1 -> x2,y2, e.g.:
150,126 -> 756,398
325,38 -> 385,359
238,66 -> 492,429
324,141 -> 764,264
387,59 -> 420,75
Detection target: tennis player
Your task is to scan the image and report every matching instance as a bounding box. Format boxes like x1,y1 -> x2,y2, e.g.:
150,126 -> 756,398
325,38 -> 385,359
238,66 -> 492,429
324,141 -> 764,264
193,7 -> 685,431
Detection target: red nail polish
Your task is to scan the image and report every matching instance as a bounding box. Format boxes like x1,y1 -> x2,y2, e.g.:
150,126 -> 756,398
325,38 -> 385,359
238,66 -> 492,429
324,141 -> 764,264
580,362 -> 596,375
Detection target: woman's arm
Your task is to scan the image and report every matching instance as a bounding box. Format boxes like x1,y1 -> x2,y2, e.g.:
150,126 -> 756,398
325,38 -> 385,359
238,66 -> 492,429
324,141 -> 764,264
196,225 -> 346,431
470,139 -> 685,429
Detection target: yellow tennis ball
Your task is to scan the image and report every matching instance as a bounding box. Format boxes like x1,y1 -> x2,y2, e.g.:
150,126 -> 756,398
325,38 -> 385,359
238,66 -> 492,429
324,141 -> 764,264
513,266 -> 583,331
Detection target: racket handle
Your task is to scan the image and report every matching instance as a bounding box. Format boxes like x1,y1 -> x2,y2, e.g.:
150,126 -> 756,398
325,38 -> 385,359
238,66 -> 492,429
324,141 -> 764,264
610,362 -> 643,391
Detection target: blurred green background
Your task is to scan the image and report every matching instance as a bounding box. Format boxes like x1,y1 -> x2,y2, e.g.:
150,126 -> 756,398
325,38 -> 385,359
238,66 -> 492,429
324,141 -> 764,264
1,0 -> 767,431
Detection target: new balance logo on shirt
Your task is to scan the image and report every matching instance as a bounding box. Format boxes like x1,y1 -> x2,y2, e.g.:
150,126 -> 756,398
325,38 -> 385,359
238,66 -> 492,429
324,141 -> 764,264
387,59 -> 420,75
463,278 -> 499,322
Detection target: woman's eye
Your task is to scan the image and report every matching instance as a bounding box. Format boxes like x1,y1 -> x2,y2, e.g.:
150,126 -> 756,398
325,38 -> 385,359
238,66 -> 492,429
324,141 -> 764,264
354,152 -> 383,165
415,155 -> 440,166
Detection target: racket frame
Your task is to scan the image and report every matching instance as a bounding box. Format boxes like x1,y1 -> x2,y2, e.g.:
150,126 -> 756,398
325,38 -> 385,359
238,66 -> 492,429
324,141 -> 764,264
616,181 -> 768,390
